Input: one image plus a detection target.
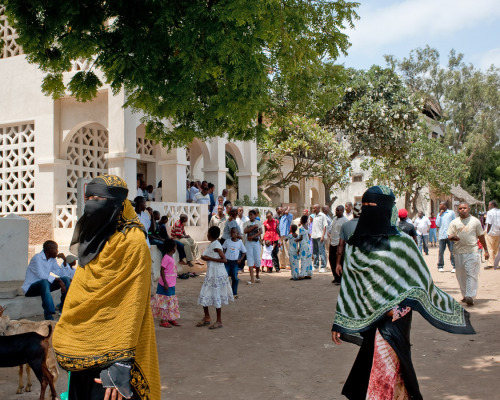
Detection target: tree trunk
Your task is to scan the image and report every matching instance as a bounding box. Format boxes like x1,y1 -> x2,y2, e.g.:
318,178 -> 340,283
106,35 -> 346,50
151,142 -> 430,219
324,183 -> 338,207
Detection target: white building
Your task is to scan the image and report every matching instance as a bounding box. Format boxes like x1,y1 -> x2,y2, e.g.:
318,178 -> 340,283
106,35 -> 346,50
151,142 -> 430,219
0,8 -> 328,249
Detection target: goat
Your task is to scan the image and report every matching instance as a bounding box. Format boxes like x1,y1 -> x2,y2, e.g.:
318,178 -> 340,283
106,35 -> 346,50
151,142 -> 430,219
0,325 -> 57,400
0,305 -> 59,395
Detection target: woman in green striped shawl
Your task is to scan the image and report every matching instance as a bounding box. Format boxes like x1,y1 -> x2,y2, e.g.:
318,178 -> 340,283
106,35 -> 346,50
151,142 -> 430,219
331,185 -> 474,400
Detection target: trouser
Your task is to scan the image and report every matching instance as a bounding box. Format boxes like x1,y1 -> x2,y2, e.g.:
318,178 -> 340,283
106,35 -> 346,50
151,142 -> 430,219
225,260 -> 239,295
25,277 -> 71,320
342,311 -> 422,400
237,253 -> 246,271
177,237 -> 199,262
429,228 -> 437,244
150,238 -> 166,256
485,234 -> 499,267
174,240 -> 187,260
329,244 -> 343,282
438,239 -> 455,268
271,241 -> 280,271
279,236 -> 290,267
455,252 -> 481,298
417,234 -> 429,255
312,238 -> 326,269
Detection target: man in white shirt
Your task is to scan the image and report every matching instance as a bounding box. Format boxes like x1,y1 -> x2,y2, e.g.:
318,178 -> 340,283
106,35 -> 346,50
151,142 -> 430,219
485,200 -> 500,269
189,181 -> 200,202
134,196 -> 151,247
344,202 -> 353,220
414,211 -> 431,255
194,185 -> 211,206
22,240 -> 72,320
235,207 -> 249,271
448,202 -> 489,305
328,205 -> 349,283
311,204 -> 328,272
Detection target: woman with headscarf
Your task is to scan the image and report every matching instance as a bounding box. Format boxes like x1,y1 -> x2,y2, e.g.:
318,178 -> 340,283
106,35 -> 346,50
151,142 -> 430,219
53,175 -> 161,400
331,185 -> 474,400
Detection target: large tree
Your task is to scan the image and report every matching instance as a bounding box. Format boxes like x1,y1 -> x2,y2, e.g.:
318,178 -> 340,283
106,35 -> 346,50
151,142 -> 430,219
3,0 -> 359,147
385,46 -> 500,201
260,114 -> 351,206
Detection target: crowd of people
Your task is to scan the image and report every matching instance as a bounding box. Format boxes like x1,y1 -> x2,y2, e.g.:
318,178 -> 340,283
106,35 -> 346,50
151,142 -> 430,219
19,173 -> 498,399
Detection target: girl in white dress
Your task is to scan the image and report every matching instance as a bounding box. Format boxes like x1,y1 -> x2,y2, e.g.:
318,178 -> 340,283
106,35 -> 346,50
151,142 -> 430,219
196,226 -> 234,329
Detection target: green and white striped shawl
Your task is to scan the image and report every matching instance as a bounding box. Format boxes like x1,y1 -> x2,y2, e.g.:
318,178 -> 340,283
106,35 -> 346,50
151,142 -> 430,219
332,234 -> 474,335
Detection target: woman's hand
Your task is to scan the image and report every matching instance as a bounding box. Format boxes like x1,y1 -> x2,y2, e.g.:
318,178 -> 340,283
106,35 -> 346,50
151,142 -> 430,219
332,331 -> 342,345
94,379 -> 125,400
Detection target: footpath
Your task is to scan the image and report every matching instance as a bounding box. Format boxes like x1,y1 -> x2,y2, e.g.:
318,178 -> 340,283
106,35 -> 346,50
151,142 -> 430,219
1,246 -> 499,399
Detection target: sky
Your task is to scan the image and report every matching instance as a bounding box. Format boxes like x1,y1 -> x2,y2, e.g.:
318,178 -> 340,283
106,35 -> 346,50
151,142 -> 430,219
337,0 -> 500,70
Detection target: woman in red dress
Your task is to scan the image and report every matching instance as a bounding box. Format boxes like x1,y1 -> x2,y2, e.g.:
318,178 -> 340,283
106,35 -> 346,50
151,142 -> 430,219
263,211 -> 280,272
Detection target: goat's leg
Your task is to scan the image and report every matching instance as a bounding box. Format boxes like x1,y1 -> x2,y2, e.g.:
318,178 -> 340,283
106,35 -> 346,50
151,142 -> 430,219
41,361 -> 57,400
16,365 -> 24,394
39,378 -> 47,400
26,364 -> 32,392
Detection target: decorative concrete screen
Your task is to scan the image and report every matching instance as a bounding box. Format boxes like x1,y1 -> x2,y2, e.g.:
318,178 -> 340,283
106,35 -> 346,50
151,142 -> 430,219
0,5 -> 23,58
0,123 -> 35,214
185,147 -> 191,180
66,126 -> 109,204
136,136 -> 155,158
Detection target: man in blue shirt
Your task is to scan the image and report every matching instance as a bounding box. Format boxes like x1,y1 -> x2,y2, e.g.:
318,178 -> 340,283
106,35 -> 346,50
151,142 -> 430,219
436,201 -> 456,272
22,240 -> 72,320
278,206 -> 294,269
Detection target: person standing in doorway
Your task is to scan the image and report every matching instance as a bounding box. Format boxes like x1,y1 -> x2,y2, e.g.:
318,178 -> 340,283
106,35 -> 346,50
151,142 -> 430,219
311,204 -> 328,273
485,200 -> 500,270
436,201 -> 456,272
448,202 -> 489,305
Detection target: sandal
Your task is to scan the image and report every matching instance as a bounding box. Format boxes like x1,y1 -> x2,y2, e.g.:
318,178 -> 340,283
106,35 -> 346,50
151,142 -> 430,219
160,321 -> 172,328
195,320 -> 211,327
169,320 -> 181,327
209,323 -> 223,329
189,272 -> 198,277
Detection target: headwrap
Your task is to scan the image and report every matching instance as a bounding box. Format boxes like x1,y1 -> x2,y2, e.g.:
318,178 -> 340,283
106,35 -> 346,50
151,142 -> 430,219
54,175 -> 160,399
398,208 -> 408,218
70,175 -> 144,267
348,185 -> 399,252
352,202 -> 362,218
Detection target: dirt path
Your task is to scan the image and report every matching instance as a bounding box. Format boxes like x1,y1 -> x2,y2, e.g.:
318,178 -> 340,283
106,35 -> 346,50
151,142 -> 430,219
1,246 -> 499,399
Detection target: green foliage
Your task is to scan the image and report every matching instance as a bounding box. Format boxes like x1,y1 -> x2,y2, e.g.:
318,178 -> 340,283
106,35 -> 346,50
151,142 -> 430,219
386,46 -> 500,201
233,194 -> 272,207
362,127 -> 468,214
4,0 -> 359,147
324,65 -> 424,159
225,152 -> 238,191
260,114 -> 351,204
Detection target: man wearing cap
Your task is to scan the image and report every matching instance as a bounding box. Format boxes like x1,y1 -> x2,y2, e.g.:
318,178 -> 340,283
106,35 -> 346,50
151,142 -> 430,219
398,209 -> 417,244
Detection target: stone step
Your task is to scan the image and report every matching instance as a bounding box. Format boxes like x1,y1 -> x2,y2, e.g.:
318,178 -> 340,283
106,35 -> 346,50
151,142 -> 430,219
0,287 -> 17,299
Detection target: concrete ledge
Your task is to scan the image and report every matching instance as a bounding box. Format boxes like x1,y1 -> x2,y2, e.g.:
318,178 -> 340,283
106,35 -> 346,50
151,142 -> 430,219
0,289 -> 61,320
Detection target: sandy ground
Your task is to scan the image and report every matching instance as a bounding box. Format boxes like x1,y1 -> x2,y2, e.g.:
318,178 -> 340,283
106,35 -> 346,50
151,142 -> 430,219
1,245 -> 499,400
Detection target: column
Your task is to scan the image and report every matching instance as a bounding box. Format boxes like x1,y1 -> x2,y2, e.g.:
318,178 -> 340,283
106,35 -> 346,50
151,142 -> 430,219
236,172 -> 259,201
106,91 -> 139,198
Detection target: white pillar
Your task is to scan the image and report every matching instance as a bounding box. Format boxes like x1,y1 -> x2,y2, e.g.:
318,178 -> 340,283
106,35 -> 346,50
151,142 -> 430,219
106,91 -> 139,198
237,172 -> 259,201
203,137 -> 227,196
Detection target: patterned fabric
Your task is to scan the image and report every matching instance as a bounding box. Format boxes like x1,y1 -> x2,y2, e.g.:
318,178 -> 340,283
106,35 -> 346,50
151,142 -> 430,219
263,218 -> 280,242
54,228 -> 160,399
298,226 -> 313,277
332,234 -> 474,335
366,329 -> 409,400
287,233 -> 300,279
170,220 -> 185,238
197,241 -> 234,308
151,293 -> 180,321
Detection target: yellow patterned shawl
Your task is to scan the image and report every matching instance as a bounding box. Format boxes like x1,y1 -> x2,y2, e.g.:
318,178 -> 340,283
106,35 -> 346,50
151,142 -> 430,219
53,201 -> 161,399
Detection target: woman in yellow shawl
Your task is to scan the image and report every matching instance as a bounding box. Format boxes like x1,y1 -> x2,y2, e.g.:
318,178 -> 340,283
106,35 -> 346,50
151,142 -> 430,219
53,175 -> 161,400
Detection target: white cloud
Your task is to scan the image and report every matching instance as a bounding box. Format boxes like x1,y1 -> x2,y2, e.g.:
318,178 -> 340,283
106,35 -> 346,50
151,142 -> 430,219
478,48 -> 500,69
347,0 -> 500,51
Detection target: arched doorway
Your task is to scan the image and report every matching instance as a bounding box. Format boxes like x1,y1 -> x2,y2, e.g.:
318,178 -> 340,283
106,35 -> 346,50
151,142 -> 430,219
289,185 -> 301,205
65,123 -> 108,204
310,187 -> 320,206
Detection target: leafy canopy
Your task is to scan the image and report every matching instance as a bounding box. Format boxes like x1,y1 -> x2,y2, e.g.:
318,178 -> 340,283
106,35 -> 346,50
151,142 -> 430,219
4,0 -> 359,147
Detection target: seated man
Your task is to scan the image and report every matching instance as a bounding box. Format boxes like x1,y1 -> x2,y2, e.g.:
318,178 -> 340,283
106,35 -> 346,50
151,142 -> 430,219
22,240 -> 72,320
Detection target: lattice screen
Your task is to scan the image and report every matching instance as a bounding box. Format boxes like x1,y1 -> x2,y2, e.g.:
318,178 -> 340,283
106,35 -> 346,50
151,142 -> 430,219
136,136 -> 155,158
66,126 -> 109,204
0,123 -> 35,213
0,5 -> 23,58
185,147 -> 191,180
